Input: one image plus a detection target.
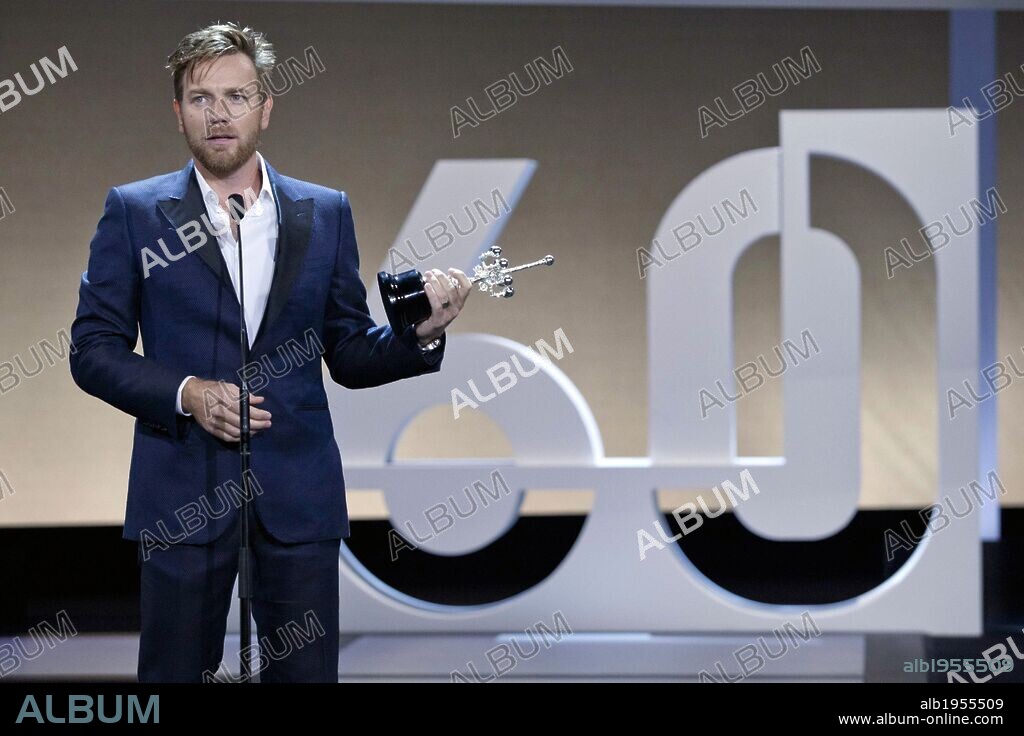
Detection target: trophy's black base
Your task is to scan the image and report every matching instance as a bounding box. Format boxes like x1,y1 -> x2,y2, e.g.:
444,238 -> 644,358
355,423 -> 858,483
378,269 -> 432,333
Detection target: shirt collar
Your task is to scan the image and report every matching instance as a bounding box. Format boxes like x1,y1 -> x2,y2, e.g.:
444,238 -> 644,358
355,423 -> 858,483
193,151 -> 275,217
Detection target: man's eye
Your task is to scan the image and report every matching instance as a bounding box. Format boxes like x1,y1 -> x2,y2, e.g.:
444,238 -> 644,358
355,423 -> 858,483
230,94 -> 245,101
192,96 -> 207,104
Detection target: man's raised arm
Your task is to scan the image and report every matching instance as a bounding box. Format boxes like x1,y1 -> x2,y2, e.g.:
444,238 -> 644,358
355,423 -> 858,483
322,190 -> 448,389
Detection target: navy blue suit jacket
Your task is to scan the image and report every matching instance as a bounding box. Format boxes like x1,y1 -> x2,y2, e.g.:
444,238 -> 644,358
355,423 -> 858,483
70,159 -> 444,545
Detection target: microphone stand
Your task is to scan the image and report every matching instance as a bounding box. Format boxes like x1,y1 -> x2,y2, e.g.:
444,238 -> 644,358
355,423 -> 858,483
227,193 -> 253,684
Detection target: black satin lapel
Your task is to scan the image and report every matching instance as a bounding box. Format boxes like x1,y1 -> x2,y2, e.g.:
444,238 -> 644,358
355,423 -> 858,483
156,171 -> 231,286
253,194 -> 313,347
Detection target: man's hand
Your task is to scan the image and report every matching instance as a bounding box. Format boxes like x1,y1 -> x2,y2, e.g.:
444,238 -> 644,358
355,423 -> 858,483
181,378 -> 272,442
415,268 -> 472,345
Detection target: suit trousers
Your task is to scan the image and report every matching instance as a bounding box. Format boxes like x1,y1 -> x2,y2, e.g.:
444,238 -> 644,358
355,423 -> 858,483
136,499 -> 340,683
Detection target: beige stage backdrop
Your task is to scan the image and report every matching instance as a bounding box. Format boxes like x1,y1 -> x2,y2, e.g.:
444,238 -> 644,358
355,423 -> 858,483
0,1 -> 1021,528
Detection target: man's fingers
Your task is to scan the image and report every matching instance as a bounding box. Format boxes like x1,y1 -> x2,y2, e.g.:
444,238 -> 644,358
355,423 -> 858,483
423,279 -> 443,316
221,403 -> 271,433
217,393 -> 267,419
448,268 -> 471,301
216,424 -> 241,442
429,269 -> 455,305
219,408 -> 270,430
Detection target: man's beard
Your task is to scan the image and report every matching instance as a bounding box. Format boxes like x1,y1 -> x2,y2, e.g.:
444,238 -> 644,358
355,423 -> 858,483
185,124 -> 260,177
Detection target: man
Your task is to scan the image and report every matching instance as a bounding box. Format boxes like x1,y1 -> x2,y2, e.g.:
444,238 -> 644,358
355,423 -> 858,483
69,22 -> 471,683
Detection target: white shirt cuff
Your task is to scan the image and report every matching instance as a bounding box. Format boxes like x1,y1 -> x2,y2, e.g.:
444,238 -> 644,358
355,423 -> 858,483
177,376 -> 195,416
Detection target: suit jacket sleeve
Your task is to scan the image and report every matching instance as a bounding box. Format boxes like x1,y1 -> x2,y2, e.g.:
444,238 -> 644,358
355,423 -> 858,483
69,186 -> 191,437
323,190 -> 445,388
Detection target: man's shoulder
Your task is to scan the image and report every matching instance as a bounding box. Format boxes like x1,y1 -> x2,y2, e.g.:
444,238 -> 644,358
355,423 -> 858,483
111,167 -> 184,204
273,170 -> 346,205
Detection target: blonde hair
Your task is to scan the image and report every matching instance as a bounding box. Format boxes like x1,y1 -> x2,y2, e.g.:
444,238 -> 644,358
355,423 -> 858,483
166,21 -> 276,102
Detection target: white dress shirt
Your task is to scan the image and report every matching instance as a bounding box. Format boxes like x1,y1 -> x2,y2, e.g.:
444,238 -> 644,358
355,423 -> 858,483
176,151 -> 278,416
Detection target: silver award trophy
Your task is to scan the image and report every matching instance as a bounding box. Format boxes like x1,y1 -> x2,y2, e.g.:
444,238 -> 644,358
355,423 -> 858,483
377,245 -> 555,332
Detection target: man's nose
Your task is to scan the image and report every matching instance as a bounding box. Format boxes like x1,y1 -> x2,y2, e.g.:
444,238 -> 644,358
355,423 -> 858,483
211,101 -> 231,121
203,103 -> 231,133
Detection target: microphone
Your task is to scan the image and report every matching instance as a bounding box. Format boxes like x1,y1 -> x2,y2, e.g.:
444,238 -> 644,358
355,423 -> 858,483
227,192 -> 255,683
227,193 -> 246,254
227,193 -> 246,224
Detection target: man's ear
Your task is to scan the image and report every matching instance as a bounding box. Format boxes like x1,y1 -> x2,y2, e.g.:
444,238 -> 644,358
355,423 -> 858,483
172,98 -> 183,134
260,94 -> 273,131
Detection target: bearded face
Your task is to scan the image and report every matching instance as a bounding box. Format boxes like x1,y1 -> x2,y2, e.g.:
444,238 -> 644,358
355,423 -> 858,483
174,52 -> 271,177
